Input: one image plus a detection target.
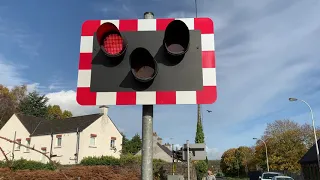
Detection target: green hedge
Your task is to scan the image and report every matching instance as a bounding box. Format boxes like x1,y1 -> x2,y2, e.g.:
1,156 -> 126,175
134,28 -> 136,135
80,154 -> 165,167
0,155 -> 166,172
0,158 -> 57,171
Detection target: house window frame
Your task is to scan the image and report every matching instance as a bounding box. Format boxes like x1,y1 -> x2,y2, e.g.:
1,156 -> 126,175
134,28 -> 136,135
89,134 -> 97,147
56,135 -> 62,147
40,147 -> 46,162
110,137 -> 116,149
25,138 -> 31,152
15,139 -> 21,151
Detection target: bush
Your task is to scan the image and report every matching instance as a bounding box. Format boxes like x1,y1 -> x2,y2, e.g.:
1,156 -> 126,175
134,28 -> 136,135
119,154 -> 141,166
0,160 -> 6,168
216,171 -> 224,177
0,159 -> 56,171
195,160 -> 208,180
11,159 -> 56,171
80,154 -> 165,167
80,156 -> 120,166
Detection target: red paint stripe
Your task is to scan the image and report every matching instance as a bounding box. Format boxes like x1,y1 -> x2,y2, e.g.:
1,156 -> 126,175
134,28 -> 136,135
196,86 -> 217,104
194,18 -> 214,34
116,92 -> 136,105
76,87 -> 97,105
156,91 -> 176,104
81,20 -> 101,36
79,53 -> 92,70
156,18 -> 174,30
119,19 -> 138,31
202,51 -> 215,68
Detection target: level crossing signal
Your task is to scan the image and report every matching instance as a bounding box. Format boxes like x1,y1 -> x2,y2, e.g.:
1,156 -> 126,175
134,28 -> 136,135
77,18 -> 216,106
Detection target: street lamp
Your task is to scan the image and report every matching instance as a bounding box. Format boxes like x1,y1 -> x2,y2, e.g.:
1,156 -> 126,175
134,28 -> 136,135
289,97 -> 320,171
253,138 -> 269,172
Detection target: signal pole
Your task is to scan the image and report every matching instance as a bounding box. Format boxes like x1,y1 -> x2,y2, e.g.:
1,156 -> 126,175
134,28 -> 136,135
141,12 -> 155,180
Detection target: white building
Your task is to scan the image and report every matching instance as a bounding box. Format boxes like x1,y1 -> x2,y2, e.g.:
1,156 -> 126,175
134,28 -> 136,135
0,106 -> 122,165
135,132 -> 173,162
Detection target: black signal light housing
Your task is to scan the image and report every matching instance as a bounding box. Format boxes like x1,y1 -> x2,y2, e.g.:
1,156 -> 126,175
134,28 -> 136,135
163,20 -> 190,62
130,47 -> 158,83
96,22 -> 128,60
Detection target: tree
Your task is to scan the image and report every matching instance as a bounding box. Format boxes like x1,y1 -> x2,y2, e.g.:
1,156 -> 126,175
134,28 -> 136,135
195,105 -> 205,143
220,146 -> 255,177
121,133 -> 142,155
300,123 -> 320,149
0,85 -> 27,128
62,110 -> 73,118
47,105 -> 63,120
254,119 -> 311,172
18,91 -> 49,118
220,148 -> 238,176
47,105 -> 73,120
194,105 -> 207,179
195,160 -> 208,180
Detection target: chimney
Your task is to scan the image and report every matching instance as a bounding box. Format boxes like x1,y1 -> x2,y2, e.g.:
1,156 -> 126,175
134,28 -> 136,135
164,143 -> 171,150
99,105 -> 109,116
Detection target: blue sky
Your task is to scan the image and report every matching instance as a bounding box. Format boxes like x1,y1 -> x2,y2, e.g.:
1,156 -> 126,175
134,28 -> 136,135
1,0 -> 320,159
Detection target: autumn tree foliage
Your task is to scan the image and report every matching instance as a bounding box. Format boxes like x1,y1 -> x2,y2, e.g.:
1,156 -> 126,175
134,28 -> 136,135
220,119 -> 320,176
0,84 -> 73,128
0,85 -> 27,127
220,146 -> 255,177
47,105 -> 72,120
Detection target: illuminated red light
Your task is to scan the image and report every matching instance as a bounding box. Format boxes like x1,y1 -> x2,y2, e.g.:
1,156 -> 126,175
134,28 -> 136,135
103,34 -> 124,55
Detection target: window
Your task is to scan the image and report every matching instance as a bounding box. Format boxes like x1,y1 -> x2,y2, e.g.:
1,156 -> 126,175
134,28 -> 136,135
25,138 -> 31,152
40,147 -> 46,162
110,140 -> 115,148
90,134 -> 97,146
56,135 -> 62,147
15,139 -> 21,150
110,137 -> 116,148
262,173 -> 280,179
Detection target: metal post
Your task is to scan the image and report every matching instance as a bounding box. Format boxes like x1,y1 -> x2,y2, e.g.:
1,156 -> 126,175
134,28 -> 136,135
50,131 -> 53,158
75,127 -> 80,164
300,99 -> 320,172
141,12 -> 154,180
11,131 -> 16,160
172,143 -> 174,175
187,140 -> 190,180
141,105 -> 153,180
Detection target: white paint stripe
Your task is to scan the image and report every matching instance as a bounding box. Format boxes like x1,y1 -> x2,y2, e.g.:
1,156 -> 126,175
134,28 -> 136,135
175,18 -> 195,30
80,36 -> 93,53
77,70 -> 91,87
136,91 -> 156,104
176,91 -> 197,104
202,68 -> 216,86
100,20 -> 120,28
96,92 -> 117,105
138,19 -> 156,31
201,34 -> 215,51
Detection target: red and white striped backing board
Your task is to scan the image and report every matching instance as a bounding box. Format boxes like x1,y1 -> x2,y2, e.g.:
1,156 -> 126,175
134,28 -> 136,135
77,17 -> 217,106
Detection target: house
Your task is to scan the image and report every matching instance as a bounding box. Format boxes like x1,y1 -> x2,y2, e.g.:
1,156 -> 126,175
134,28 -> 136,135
0,106 -> 122,165
135,132 -> 173,162
299,139 -> 320,180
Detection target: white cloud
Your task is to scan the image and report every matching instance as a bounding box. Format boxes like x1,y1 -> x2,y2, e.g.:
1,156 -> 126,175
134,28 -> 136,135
0,55 -> 27,86
45,90 -> 98,115
206,146 -> 222,160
